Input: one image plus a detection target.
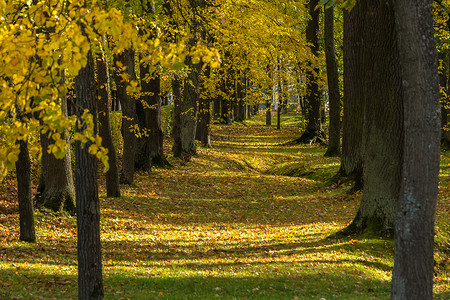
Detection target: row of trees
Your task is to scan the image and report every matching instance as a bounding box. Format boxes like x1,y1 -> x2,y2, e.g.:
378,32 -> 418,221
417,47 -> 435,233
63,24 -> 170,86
1,0 -> 448,299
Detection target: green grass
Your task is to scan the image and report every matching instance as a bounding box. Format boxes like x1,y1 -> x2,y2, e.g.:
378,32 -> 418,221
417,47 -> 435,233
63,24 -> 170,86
0,111 -> 449,299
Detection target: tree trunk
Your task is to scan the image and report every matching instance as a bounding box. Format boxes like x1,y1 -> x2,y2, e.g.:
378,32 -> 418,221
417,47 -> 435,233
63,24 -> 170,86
179,56 -> 200,157
16,139 -> 35,243
97,48 -> 121,198
324,6 -> 341,157
297,0 -> 322,143
213,97 -> 221,122
277,81 -> 282,130
391,2 -> 440,299
266,99 -> 272,126
35,87 -> 76,213
339,1 -> 366,190
345,0 -> 403,236
74,49 -> 104,300
140,65 -> 171,167
114,48 -> 136,184
196,95 -> 211,147
172,75 -> 183,157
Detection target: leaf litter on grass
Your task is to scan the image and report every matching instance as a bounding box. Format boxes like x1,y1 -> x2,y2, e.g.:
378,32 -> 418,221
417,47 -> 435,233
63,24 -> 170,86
0,113 -> 449,299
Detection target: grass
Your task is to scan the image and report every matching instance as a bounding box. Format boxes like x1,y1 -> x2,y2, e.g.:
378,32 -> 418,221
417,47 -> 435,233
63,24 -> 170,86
0,112 -> 449,299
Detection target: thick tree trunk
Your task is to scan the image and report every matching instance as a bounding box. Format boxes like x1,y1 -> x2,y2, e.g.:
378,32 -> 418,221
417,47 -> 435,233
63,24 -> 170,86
114,48 -> 136,184
339,1 -> 366,190
16,139 -> 35,243
145,71 -> 170,167
345,0 -> 403,236
74,50 -> 104,300
36,71 -> 75,213
296,0 -> 323,143
36,129 -> 76,213
179,56 -> 200,157
391,2 -> 440,299
324,6 -> 341,157
97,49 -> 121,198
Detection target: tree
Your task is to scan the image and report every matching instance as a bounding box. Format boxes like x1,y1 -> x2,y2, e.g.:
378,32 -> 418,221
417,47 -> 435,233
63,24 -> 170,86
114,48 -> 137,184
324,6 -> 341,157
338,0 -> 365,190
16,139 -> 36,243
35,97 -> 76,213
75,49 -> 104,299
296,0 -> 323,143
97,44 -> 121,198
343,0 -> 403,236
391,1 -> 441,298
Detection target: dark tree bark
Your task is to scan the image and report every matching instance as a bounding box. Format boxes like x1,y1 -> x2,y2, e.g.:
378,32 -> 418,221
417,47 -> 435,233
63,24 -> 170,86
74,49 -> 104,300
196,95 -> 211,147
35,66 -> 76,213
114,48 -> 136,184
277,80 -> 282,130
16,139 -> 35,243
221,97 -> 230,125
36,128 -> 76,213
140,65 -> 170,167
339,1 -> 366,190
97,49 -> 121,198
213,96 -> 221,122
297,0 -> 323,143
324,6 -> 341,157
440,53 -> 450,145
345,0 -> 403,236
266,97 -> 272,126
180,56 -> 201,156
391,2 -> 440,299
172,75 -> 183,156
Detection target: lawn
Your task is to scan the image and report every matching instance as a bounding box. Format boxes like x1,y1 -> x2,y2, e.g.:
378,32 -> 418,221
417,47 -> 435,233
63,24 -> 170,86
0,112 -> 449,299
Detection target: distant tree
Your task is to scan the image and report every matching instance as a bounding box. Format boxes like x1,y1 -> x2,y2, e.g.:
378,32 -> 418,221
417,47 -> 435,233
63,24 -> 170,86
35,97 -> 76,213
391,1 -> 441,298
97,45 -> 121,197
140,65 -> 171,167
114,48 -> 137,184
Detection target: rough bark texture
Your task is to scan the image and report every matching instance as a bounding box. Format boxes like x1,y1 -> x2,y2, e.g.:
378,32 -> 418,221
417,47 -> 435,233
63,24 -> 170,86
339,2 -> 365,188
145,71 -> 170,167
346,0 -> 403,236
180,56 -> 200,157
74,50 -> 104,300
297,0 -> 322,143
16,139 -> 35,243
324,6 -> 341,157
391,2 -> 440,299
114,48 -> 136,184
97,50 -> 121,198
